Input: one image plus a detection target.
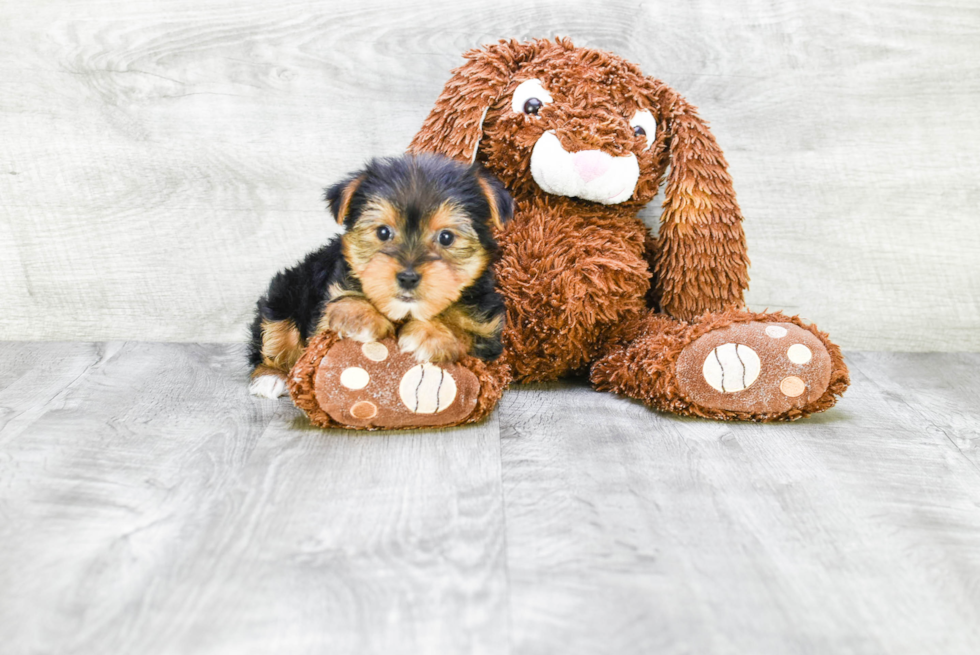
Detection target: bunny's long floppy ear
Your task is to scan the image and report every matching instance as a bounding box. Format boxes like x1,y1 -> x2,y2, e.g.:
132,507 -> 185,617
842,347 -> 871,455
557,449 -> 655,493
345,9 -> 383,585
408,39 -> 540,163
653,89 -> 751,322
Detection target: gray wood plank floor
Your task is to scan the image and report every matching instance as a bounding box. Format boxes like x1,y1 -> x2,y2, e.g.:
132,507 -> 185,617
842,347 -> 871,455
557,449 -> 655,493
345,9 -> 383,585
1,343 -> 979,655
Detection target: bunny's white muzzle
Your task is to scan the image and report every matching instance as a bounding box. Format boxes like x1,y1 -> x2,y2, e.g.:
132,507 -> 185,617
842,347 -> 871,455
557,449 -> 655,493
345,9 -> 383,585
529,131 -> 639,205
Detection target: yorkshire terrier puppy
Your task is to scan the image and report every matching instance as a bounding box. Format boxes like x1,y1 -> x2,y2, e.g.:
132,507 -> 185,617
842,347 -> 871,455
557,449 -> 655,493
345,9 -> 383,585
248,154 -> 513,398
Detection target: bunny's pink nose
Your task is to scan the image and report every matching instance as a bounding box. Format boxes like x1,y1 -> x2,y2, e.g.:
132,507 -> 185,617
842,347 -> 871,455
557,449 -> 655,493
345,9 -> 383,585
572,150 -> 612,182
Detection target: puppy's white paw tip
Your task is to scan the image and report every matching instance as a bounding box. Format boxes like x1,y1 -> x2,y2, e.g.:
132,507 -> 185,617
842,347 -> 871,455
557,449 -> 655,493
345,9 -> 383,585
249,375 -> 288,399
399,336 -> 430,362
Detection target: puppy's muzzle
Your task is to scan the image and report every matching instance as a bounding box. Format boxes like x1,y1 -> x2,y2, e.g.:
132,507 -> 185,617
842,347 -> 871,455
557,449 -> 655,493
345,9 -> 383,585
396,269 -> 421,291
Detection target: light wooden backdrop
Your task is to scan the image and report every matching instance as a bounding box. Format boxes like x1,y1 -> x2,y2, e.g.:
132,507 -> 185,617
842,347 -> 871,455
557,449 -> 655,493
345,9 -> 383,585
1,0 -> 977,350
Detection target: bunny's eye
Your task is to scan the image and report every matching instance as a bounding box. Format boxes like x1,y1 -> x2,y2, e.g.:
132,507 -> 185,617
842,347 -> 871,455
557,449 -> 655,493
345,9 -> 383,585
511,79 -> 553,117
630,110 -> 657,150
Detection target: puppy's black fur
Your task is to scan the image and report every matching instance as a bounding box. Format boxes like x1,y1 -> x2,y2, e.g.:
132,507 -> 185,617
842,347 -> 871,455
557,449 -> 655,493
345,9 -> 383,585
248,154 -> 512,373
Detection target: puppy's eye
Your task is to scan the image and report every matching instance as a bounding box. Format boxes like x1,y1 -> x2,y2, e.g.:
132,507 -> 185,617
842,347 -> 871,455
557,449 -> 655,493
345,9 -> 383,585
630,109 -> 657,150
438,230 -> 455,247
511,79 -> 553,117
376,226 -> 392,241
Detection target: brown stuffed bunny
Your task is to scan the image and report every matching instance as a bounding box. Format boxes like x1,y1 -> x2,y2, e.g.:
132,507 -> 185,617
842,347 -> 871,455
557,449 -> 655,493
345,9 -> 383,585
290,37 -> 849,427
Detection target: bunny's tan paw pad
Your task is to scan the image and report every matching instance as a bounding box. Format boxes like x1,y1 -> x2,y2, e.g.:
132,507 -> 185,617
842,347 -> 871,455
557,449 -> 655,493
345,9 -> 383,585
675,322 -> 833,417
312,338 -> 481,429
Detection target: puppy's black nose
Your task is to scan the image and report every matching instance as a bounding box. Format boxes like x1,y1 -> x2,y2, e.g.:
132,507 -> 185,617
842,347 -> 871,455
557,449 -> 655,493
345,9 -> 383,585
396,269 -> 421,290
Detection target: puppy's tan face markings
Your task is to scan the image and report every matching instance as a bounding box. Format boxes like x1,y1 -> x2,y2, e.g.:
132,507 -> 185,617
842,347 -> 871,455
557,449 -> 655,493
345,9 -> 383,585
341,198 -> 402,276
477,52 -> 670,207
342,196 -> 490,321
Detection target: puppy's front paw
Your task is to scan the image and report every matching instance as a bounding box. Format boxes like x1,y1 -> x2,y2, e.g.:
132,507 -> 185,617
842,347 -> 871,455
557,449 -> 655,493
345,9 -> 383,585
323,299 -> 395,343
398,320 -> 470,364
250,374 -> 288,399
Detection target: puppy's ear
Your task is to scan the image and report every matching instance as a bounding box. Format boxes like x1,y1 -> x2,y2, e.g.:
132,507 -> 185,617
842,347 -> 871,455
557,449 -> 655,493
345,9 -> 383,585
408,38 -> 551,164
648,85 -> 750,321
324,172 -> 366,226
474,169 -> 514,230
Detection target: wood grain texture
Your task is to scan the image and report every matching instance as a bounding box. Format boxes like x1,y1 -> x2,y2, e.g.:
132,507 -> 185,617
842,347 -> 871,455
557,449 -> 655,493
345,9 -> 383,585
2,343 -> 980,653
499,354 -> 980,654
0,0 -> 978,349
0,342 -> 508,655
